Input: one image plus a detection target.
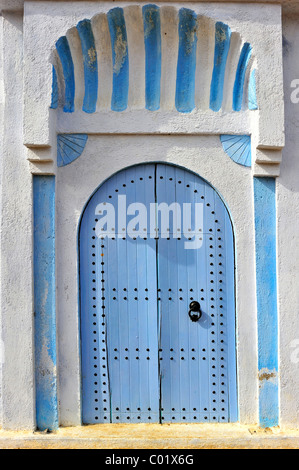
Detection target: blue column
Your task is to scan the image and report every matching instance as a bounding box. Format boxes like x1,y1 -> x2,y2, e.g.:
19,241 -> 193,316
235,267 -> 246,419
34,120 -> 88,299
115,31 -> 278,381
254,177 -> 279,428
33,176 -> 58,431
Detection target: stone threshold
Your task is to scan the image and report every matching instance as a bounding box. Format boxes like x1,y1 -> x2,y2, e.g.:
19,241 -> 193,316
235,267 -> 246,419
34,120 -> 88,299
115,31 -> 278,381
0,423 -> 299,449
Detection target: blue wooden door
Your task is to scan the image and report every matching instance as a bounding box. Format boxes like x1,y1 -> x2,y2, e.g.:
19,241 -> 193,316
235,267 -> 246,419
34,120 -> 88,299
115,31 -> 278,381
80,164 -> 159,424
156,164 -> 237,423
80,163 -> 237,424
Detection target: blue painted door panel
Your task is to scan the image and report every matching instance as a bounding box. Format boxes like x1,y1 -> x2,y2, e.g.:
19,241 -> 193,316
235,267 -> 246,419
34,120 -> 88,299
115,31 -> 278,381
80,165 -> 160,424
104,165 -> 159,423
156,164 -> 237,423
80,163 -> 237,424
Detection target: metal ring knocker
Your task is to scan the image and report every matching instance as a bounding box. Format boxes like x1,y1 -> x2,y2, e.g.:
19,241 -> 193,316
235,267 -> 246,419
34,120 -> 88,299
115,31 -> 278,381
188,301 -> 202,322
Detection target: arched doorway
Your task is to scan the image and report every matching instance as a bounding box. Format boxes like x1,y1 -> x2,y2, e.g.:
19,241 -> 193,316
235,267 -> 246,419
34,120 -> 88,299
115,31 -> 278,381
79,163 -> 237,424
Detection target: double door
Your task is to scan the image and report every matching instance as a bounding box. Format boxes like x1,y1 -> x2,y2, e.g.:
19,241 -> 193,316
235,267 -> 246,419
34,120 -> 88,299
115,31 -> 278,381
80,163 -> 237,423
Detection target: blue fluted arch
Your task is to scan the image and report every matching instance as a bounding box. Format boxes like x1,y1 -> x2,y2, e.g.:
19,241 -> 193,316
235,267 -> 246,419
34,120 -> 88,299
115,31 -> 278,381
52,5 -> 257,114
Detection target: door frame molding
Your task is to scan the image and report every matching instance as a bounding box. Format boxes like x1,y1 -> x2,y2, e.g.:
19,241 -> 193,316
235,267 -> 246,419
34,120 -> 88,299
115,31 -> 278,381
37,134 -> 259,427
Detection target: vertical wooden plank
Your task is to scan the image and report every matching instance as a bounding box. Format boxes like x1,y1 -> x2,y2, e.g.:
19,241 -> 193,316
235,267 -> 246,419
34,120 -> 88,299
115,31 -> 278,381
114,170 -> 130,422
124,169 -> 138,423
96,179 -> 111,423
157,164 -> 179,423
196,177 -> 210,422
136,166 -> 160,423
186,172 -> 201,422
176,166 -> 192,422
213,188 -> 230,422
104,174 -> 120,423
80,179 -> 110,424
33,176 -> 58,431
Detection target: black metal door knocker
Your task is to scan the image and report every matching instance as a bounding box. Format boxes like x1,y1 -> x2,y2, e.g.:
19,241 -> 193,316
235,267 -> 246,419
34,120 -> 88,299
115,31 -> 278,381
188,301 -> 202,322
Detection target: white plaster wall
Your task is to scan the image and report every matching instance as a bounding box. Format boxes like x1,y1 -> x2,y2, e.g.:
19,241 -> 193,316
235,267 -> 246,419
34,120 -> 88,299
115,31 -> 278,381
3,0 -> 299,15
0,15 -> 4,427
277,14 -> 299,429
56,135 -> 258,426
0,12 -> 35,430
0,0 -> 290,430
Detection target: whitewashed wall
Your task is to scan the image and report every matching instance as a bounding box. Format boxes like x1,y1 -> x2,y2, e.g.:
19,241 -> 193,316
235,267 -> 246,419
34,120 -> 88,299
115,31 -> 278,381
278,14 -> 299,429
1,0 -> 298,431
0,11 -> 35,430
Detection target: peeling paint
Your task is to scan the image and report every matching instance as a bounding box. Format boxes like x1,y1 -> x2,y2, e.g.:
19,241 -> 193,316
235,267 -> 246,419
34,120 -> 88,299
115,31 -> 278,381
87,47 -> 97,70
113,26 -> 128,75
143,8 -> 156,39
182,24 -> 197,56
52,7 -> 257,115
259,369 -> 277,383
107,7 -> 129,111
215,27 -> 227,67
38,342 -> 56,386
215,24 -> 228,44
